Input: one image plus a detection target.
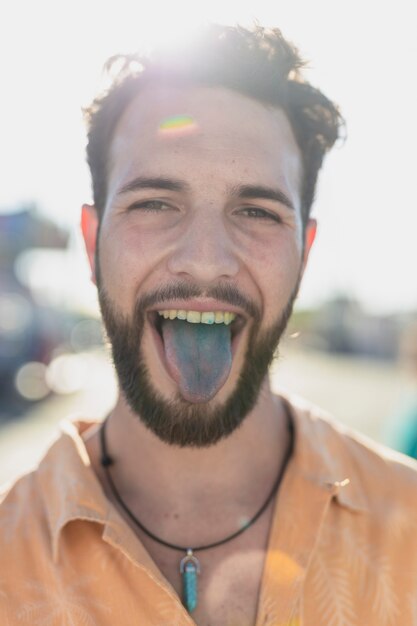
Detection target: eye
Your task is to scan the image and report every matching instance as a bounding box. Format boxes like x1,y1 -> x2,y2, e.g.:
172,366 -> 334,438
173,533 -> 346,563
127,200 -> 175,213
239,207 -> 282,223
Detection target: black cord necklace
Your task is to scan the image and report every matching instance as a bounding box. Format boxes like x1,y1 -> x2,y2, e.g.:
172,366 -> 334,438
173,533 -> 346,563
99,408 -> 294,614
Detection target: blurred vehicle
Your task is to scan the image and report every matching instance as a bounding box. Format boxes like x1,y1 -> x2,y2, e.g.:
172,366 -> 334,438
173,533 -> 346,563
0,207 -> 72,415
0,273 -> 58,409
0,271 -> 104,417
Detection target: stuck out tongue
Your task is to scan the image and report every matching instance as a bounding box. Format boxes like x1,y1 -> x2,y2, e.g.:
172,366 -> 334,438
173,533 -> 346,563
161,318 -> 232,403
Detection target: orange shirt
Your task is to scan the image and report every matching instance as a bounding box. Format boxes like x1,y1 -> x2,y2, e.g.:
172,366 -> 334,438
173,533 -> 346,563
1,394 -> 417,625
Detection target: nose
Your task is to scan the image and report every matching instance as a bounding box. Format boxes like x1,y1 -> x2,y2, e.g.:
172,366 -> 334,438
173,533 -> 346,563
167,211 -> 240,284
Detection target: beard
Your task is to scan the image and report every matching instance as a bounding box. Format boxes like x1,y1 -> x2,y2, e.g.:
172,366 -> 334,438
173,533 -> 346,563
96,261 -> 301,448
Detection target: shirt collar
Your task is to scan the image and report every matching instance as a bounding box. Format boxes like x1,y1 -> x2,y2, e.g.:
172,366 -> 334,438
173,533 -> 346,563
38,395 -> 368,561
38,419 -> 177,584
281,392 -> 369,512
38,419 -> 110,561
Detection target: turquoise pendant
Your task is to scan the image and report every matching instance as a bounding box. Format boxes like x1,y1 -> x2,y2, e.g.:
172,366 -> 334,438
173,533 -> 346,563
180,549 -> 200,613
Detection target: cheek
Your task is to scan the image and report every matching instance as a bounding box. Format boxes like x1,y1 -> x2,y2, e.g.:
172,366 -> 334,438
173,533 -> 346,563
244,236 -> 302,317
245,231 -> 302,277
98,223 -> 162,307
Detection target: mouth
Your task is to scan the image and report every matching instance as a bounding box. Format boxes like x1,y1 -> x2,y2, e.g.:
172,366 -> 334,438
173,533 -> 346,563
146,307 -> 247,402
148,308 -> 246,344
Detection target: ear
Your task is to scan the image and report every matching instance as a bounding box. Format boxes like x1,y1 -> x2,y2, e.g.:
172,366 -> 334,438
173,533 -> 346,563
81,204 -> 99,285
301,218 -> 317,273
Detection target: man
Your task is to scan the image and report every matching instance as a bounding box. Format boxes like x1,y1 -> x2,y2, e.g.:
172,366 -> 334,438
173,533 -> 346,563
1,24 -> 417,626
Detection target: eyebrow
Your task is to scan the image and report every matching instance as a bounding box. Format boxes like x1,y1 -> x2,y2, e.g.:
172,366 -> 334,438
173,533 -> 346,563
117,176 -> 189,196
232,184 -> 295,211
117,176 -> 295,211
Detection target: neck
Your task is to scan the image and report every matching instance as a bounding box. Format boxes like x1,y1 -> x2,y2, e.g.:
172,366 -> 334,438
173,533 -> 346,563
85,379 -> 291,545
95,380 -> 288,503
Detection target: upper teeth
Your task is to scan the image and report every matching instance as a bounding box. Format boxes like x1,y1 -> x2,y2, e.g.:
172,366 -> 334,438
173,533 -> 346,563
157,310 -> 237,325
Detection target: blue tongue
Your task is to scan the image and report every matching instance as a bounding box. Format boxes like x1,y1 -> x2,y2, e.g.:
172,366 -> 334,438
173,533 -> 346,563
161,318 -> 232,403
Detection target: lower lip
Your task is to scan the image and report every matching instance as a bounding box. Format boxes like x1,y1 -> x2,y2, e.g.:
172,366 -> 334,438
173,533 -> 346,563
148,316 -> 246,385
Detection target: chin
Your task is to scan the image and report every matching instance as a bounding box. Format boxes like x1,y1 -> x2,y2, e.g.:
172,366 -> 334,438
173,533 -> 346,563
118,330 -> 276,448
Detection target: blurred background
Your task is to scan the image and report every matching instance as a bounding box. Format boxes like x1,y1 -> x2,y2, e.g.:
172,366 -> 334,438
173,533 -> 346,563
1,0 -> 417,485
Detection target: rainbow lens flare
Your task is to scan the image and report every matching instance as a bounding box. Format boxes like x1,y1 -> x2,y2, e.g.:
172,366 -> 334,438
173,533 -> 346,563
158,114 -> 198,136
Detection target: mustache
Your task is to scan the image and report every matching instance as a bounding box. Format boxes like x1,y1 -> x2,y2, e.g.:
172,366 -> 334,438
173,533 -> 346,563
137,281 -> 261,322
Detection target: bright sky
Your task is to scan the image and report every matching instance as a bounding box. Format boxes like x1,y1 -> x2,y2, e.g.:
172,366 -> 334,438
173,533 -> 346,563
0,0 -> 416,314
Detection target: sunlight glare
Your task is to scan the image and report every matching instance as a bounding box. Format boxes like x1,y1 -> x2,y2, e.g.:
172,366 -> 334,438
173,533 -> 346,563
109,5 -> 207,58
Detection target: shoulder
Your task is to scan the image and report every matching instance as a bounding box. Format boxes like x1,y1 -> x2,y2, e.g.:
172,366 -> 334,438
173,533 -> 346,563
0,418 -> 107,565
284,392 -> 417,514
0,467 -> 52,605
0,468 -> 48,542
283,394 -> 417,619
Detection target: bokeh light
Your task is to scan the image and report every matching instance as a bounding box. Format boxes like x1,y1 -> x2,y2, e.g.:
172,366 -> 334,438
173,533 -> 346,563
15,362 -> 49,401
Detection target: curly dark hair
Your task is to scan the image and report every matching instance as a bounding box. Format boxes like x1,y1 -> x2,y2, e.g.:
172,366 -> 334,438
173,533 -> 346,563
84,24 -> 344,227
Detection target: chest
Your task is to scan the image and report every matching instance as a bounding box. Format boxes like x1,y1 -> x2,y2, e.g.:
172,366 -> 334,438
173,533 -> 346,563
141,516 -> 272,626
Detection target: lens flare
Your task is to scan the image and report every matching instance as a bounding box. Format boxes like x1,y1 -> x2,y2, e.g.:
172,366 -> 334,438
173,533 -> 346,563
158,115 -> 198,137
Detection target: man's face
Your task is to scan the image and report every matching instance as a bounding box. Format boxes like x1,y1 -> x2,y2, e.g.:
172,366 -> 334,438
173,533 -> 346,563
84,84 -> 314,446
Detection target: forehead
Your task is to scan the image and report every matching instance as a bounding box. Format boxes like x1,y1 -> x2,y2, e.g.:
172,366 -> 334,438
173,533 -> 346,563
108,84 -> 302,203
